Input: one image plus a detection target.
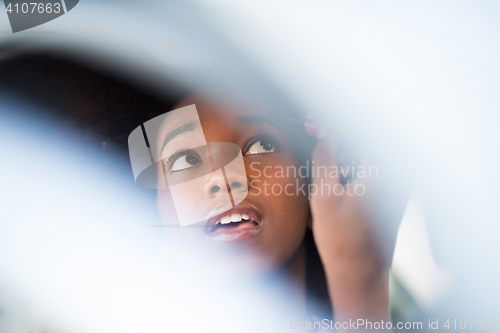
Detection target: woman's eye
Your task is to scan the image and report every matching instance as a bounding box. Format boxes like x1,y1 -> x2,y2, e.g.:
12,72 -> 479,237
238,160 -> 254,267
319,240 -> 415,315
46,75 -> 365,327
245,139 -> 276,155
170,154 -> 200,171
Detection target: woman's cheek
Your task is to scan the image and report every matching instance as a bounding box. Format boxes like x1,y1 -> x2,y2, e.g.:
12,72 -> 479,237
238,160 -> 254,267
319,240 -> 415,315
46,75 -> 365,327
157,188 -> 180,225
247,158 -> 307,199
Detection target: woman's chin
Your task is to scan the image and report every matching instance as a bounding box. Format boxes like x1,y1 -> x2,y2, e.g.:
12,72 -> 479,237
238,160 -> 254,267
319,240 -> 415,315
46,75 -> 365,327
173,245 -> 278,285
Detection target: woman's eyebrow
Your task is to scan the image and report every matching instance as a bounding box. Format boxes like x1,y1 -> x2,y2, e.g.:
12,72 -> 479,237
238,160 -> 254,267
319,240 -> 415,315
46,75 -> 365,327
160,122 -> 196,154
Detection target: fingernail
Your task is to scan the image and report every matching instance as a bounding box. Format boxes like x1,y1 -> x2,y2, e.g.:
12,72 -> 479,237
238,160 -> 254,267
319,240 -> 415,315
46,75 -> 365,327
305,114 -> 326,138
304,115 -> 318,137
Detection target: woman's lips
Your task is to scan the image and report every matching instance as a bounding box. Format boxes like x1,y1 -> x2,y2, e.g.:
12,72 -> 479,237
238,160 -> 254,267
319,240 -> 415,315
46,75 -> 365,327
204,204 -> 263,241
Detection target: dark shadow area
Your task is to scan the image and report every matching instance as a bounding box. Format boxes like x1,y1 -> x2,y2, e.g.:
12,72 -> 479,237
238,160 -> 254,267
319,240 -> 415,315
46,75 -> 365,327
0,52 -> 186,162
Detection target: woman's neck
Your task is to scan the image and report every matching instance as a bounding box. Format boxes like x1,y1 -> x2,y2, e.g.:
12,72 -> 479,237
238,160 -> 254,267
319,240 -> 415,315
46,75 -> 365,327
273,241 -> 308,319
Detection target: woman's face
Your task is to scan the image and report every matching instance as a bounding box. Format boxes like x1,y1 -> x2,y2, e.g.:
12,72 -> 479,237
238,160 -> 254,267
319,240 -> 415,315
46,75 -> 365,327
157,95 -> 309,278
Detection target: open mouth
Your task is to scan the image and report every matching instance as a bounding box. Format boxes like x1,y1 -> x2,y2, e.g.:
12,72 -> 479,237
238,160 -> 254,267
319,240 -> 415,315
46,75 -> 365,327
205,205 -> 262,241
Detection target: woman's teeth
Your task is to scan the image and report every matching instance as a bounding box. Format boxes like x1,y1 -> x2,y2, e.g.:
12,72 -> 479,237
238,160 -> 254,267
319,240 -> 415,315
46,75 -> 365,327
217,213 -> 251,225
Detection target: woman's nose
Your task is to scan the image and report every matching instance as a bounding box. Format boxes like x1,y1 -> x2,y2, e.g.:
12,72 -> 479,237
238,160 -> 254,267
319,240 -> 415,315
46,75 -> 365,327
203,168 -> 248,200
230,181 -> 244,189
225,169 -> 248,205
226,175 -> 248,194
203,171 -> 228,198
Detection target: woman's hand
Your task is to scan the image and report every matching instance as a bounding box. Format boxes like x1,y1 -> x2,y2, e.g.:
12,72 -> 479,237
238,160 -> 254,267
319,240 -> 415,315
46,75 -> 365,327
308,126 -> 404,328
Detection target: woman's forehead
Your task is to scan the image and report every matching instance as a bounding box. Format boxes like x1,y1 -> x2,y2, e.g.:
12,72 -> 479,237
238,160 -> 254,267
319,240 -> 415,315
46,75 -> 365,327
177,94 -> 270,124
